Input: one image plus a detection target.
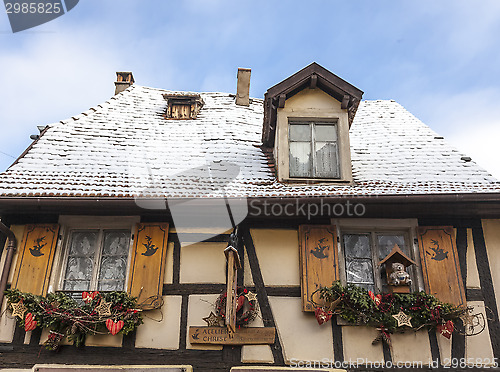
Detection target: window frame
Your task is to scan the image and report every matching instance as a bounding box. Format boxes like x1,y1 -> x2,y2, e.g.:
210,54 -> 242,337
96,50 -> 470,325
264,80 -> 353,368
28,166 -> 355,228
50,216 -> 139,294
334,219 -> 424,294
288,120 -> 340,179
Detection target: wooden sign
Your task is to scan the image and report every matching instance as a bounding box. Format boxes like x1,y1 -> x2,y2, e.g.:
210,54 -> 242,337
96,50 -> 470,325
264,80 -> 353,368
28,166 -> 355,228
299,225 -> 339,312
189,326 -> 275,345
224,245 -> 241,333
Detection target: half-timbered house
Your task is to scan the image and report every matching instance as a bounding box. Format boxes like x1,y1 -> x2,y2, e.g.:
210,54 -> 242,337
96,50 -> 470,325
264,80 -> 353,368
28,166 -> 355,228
1,63 -> 500,372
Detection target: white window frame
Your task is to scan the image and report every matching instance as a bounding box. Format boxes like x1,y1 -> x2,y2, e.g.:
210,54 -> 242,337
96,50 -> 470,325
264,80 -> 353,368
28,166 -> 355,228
48,216 -> 139,294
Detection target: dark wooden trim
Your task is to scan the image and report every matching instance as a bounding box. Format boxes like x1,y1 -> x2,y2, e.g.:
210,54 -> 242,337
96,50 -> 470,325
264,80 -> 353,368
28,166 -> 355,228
467,288 -> 484,301
168,233 -> 230,244
28,327 -> 42,347
172,237 -> 181,285
265,286 -> 301,297
332,317 -> 344,362
179,294 -> 189,350
163,283 -> 226,296
382,339 -> 392,363
453,228 -> 467,360
418,218 -> 482,229
242,226 -> 285,365
472,224 -> 500,358
236,232 -> 244,288
428,329 -> 440,366
12,326 -> 24,346
122,330 -> 136,349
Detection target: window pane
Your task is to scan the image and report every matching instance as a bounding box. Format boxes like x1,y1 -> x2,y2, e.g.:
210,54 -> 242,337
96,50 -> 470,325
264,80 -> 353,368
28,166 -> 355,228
315,124 -> 337,141
289,142 -> 312,177
343,234 -> 371,258
315,142 -> 339,178
346,258 -> 375,285
63,280 -> 91,291
289,124 -> 311,141
98,231 -> 130,291
68,231 -> 98,255
377,235 -> 408,260
102,231 -> 130,256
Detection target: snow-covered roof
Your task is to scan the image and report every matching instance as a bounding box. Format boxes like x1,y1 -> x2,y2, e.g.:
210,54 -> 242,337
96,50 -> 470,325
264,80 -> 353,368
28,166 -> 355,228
0,84 -> 498,198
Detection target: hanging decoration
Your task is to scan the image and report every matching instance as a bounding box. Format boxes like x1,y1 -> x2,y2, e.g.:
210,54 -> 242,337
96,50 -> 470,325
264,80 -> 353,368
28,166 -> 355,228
214,287 -> 258,328
202,311 -> 222,327
312,281 -> 474,346
5,289 -> 143,350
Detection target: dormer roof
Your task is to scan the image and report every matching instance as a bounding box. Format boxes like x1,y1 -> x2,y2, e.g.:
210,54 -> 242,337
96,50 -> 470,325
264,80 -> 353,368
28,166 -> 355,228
262,62 -> 363,147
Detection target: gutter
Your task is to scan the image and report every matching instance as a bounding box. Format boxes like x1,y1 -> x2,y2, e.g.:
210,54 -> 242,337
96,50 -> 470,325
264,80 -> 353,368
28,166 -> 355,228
0,220 -> 16,308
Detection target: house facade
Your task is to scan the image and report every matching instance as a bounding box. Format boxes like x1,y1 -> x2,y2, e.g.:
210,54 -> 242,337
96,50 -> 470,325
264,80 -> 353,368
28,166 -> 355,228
0,63 -> 500,372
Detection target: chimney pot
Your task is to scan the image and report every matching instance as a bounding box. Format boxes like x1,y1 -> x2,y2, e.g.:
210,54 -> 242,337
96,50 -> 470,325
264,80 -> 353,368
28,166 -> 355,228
114,72 -> 135,95
235,68 -> 251,106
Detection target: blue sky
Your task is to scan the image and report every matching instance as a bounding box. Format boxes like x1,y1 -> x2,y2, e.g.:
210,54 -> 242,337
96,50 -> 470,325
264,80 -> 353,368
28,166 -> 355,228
1,0 -> 500,178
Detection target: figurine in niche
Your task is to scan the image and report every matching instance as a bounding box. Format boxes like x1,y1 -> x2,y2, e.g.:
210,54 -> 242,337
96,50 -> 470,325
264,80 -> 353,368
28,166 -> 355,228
389,262 -> 412,286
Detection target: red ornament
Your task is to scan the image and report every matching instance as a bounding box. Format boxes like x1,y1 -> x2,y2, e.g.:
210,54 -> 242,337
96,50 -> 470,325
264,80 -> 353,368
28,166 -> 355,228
437,320 -> 454,339
24,313 -> 37,332
105,319 -> 124,335
82,291 -> 99,303
368,290 -> 382,306
314,307 -> 333,325
236,295 -> 246,312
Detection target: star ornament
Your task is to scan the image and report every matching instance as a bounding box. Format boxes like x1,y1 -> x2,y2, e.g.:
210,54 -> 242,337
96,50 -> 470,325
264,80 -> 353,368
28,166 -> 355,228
203,312 -> 221,327
245,291 -> 258,302
392,311 -> 413,327
11,301 -> 27,319
95,299 -> 112,318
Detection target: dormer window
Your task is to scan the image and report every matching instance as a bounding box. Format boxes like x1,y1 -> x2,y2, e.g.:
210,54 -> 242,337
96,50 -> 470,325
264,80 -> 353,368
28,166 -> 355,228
163,93 -> 204,120
289,121 -> 339,178
262,62 -> 363,183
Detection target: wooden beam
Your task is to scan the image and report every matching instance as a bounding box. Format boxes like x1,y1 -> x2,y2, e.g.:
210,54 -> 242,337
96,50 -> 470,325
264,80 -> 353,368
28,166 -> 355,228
341,95 -> 350,109
278,94 -> 286,108
310,74 -> 317,89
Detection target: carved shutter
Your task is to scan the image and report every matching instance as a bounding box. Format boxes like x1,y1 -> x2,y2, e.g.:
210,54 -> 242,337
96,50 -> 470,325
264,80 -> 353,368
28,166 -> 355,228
127,223 -> 169,302
12,224 -> 60,296
417,226 -> 466,306
299,225 -> 339,312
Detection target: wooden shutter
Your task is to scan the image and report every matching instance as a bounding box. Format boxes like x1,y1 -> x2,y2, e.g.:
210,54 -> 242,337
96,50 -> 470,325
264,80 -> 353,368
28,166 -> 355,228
12,224 -> 60,296
417,226 -> 466,306
299,225 -> 339,312
127,223 -> 169,302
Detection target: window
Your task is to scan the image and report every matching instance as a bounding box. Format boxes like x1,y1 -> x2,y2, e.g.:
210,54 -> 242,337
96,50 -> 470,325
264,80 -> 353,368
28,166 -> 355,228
61,229 -> 131,292
288,121 -> 340,179
341,231 -> 414,293
163,93 -> 204,120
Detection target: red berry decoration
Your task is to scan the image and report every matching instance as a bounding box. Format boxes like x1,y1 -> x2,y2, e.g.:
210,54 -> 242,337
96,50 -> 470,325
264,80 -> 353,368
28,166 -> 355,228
215,287 -> 258,327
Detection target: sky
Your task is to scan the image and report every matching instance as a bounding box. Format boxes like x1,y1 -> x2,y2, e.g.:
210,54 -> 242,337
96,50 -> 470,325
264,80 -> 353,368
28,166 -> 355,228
0,0 -> 499,179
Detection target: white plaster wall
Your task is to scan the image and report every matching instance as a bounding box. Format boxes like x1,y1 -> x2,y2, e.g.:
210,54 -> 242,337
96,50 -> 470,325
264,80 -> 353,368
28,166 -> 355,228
269,296 -> 333,364
0,298 -> 15,343
241,306 -> 274,364
341,326 -> 384,363
482,219 -> 500,315
180,242 -> 226,283
135,295 -> 182,349
466,301 -> 495,365
250,229 -> 300,286
390,331 -> 432,365
164,241 -> 174,284
186,294 -> 222,350
466,228 -> 481,288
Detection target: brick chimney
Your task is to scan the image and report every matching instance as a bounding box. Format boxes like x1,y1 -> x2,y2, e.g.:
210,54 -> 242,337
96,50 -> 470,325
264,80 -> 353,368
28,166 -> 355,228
235,68 -> 251,106
114,72 -> 135,95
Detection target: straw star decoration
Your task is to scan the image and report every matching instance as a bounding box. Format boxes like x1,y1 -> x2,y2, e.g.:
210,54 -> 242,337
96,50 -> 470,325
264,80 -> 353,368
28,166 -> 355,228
245,291 -> 258,302
11,301 -> 27,319
95,299 -> 112,317
203,312 -> 221,327
392,311 -> 412,327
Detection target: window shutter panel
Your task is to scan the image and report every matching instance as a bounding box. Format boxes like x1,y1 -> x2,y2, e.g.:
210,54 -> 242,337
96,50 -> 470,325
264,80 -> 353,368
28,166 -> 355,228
417,226 -> 466,306
299,225 -> 339,312
12,224 -> 60,296
127,223 -> 169,302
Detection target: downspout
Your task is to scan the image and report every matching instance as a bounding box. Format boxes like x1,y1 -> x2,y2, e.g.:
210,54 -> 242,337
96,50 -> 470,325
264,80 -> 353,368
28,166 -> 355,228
0,220 -> 16,307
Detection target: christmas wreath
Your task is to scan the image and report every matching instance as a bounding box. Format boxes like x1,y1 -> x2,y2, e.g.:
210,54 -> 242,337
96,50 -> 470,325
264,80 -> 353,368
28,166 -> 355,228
215,287 -> 258,327
313,282 -> 472,346
4,289 -> 143,350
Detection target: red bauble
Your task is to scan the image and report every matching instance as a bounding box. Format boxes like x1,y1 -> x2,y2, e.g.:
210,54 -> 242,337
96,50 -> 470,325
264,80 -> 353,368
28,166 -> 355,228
314,307 -> 333,325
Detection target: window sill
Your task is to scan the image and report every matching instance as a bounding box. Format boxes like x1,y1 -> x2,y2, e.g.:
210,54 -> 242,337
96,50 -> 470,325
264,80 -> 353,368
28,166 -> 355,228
281,178 -> 354,185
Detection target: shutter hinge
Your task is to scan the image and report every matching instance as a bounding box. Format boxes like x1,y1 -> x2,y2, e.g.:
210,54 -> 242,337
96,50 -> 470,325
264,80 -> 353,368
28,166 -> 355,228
414,238 -> 418,245
131,234 -> 134,241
